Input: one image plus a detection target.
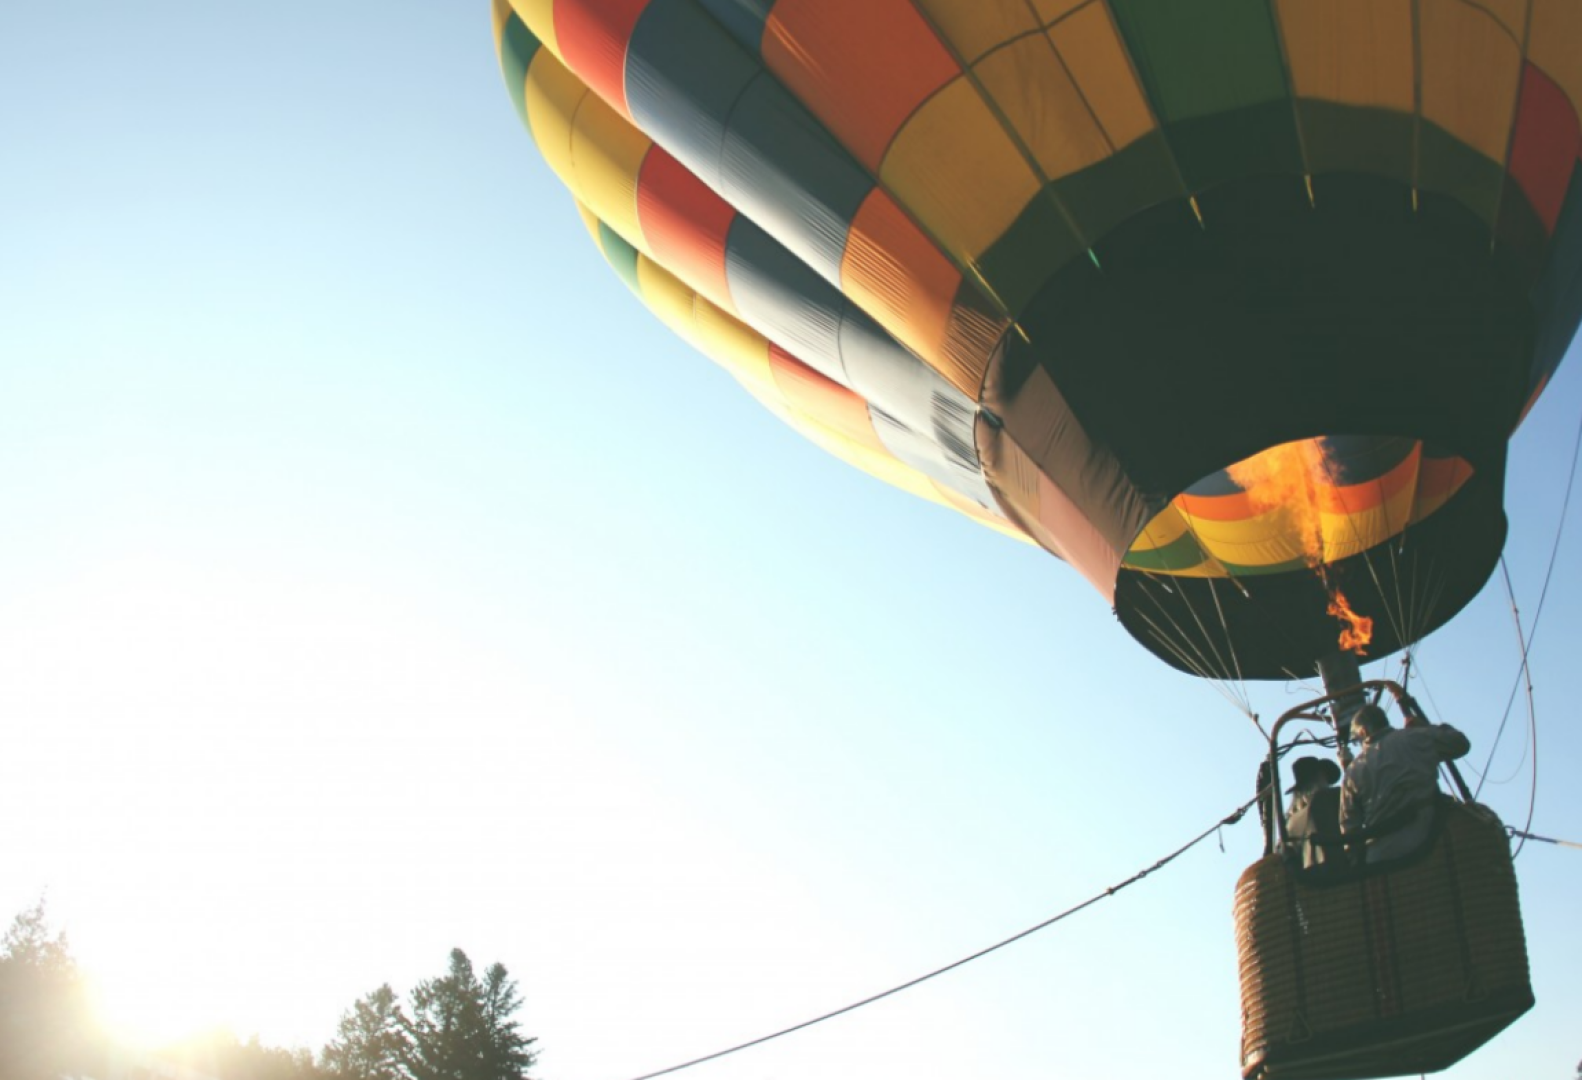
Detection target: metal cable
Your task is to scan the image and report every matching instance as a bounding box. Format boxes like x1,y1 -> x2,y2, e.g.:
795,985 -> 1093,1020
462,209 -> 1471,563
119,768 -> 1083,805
1515,676 -> 1539,858
1205,576 -> 1254,719
1132,579 -> 1255,716
1382,476 -> 1417,650
1131,604 -> 1264,726
1467,389 -> 1582,841
617,796 -> 1259,1080
1474,559 -> 1536,792
1473,406 -> 1575,797
1506,827 -> 1582,850
1164,577 -> 1241,682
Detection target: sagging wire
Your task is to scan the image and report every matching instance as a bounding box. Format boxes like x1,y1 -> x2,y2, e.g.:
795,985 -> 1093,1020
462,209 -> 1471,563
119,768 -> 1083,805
1517,413 -> 1582,838
1515,694 -> 1539,858
1470,561 -> 1541,859
1474,380 -> 1582,847
1474,559 -> 1537,793
616,796 -> 1261,1080
1402,629 -> 1536,852
1412,387 -> 1582,838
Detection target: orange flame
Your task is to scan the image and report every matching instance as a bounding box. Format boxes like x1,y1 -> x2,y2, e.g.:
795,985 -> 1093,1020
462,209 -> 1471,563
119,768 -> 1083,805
1225,440 -> 1331,566
1328,587 -> 1375,655
1226,439 -> 1374,655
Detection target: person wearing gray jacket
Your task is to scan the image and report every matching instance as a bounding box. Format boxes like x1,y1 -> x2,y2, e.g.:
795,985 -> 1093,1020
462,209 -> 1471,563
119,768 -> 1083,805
1340,703 -> 1471,863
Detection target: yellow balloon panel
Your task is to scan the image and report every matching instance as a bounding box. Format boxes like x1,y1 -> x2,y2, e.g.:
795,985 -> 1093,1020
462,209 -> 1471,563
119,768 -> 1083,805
568,95 -> 651,248
912,0 -> 1039,66
1419,0 -> 1522,164
880,77 -> 1043,266
522,49 -> 587,191
1277,0 -> 1415,112
1047,4 -> 1157,153
973,33 -> 1118,182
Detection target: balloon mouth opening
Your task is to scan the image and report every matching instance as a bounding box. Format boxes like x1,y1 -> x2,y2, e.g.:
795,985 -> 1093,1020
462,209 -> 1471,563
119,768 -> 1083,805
1121,435 -> 1476,580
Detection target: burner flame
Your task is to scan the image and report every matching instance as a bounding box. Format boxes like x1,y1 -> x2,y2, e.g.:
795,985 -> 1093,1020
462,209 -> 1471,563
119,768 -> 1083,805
1226,440 -> 1375,655
1328,587 -> 1374,655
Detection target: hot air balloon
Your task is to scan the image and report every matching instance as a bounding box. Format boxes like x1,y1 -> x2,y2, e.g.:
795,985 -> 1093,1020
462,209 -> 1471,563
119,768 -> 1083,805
491,1 -> 1581,1075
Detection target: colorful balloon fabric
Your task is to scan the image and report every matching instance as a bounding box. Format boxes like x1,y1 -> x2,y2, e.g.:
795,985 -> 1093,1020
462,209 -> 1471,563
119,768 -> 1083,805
494,0 -> 1582,680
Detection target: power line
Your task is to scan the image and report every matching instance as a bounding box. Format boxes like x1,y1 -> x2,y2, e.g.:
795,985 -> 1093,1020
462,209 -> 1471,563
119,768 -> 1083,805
618,797 -> 1259,1080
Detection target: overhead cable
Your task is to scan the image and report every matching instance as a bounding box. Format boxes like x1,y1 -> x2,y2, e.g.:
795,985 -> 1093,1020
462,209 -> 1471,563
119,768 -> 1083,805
618,797 -> 1258,1080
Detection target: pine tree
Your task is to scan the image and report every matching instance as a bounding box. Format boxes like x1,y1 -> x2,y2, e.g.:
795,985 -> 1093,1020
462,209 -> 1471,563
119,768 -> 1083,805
322,984 -> 411,1080
479,962 -> 537,1080
404,950 -> 488,1080
402,949 -> 536,1080
0,901 -> 102,1080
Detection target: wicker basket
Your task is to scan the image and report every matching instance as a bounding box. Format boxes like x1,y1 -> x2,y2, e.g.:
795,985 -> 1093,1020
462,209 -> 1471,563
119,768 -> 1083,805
1235,801 -> 1532,1080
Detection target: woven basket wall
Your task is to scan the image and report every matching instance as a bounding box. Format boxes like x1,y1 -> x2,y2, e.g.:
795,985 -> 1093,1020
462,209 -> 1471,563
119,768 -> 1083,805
1234,803 -> 1532,1080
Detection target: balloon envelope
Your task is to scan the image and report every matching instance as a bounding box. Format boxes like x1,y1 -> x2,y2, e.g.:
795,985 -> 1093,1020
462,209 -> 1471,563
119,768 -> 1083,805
494,0 -> 1582,680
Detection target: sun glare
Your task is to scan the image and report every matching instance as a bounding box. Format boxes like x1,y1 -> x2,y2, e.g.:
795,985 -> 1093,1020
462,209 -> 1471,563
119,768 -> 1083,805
89,967 -> 231,1052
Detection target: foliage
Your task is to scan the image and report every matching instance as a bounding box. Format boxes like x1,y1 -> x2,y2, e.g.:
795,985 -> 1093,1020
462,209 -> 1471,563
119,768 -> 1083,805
0,899 -> 104,1080
221,1036 -> 326,1080
166,1030 -> 327,1080
322,984 -> 410,1080
0,904 -> 538,1080
400,949 -> 537,1080
476,960 -> 537,1080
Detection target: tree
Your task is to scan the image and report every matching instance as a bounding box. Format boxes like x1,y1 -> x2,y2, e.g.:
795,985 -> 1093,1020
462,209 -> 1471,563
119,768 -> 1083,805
402,949 -> 536,1080
0,900 -> 104,1080
403,950 -> 485,1080
322,984 -> 411,1080
478,962 -> 537,1080
181,1030 -> 326,1080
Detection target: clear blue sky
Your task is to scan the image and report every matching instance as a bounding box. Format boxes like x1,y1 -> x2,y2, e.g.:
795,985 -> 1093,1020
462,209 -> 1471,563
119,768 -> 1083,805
2,5 -> 1578,1079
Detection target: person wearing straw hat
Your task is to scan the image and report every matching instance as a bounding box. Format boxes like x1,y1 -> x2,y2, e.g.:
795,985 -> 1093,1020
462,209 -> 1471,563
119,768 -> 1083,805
1285,756 -> 1343,868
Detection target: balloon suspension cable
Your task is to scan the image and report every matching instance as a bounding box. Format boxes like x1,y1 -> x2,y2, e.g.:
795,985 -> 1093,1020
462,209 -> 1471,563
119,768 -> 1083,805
1205,577 -> 1254,719
1476,386 -> 1582,849
612,796 -> 1260,1080
1135,505 -> 1307,698
1402,648 -> 1451,737
1474,559 -> 1538,793
1377,482 -> 1415,648
1132,580 -> 1255,719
